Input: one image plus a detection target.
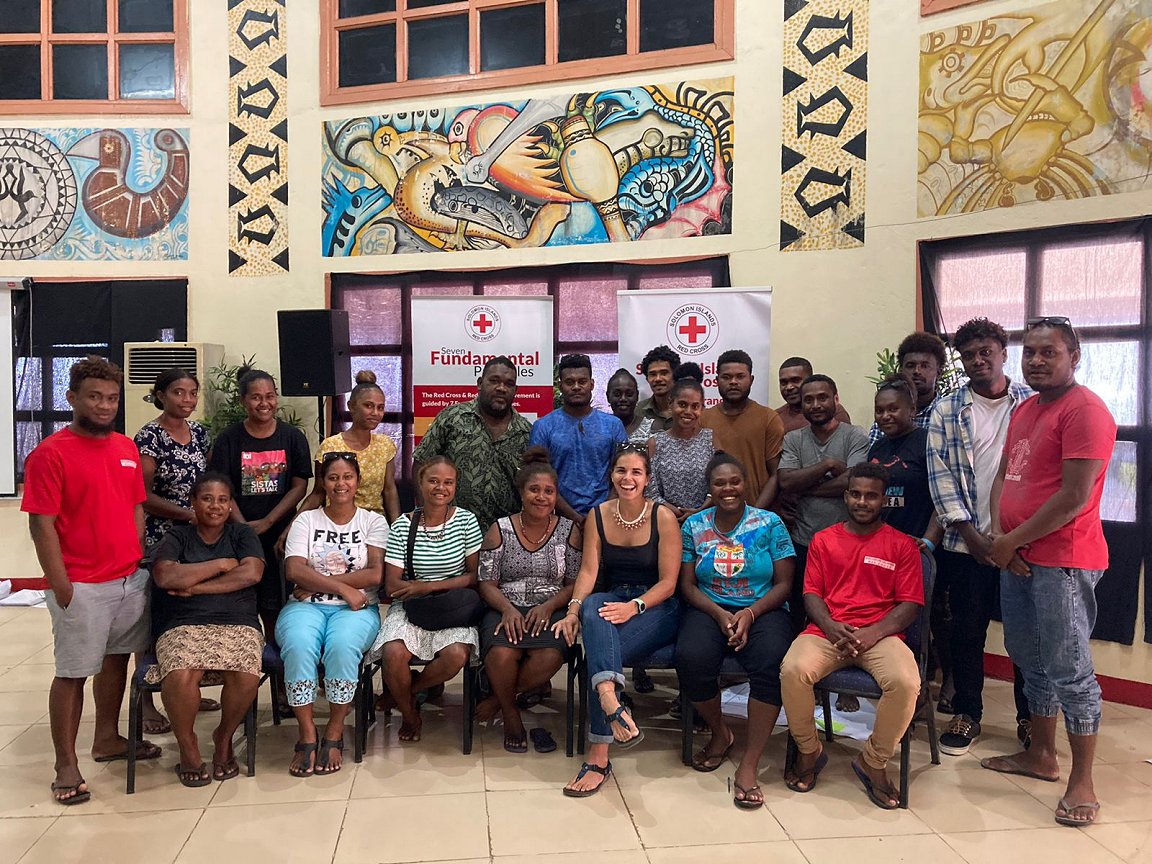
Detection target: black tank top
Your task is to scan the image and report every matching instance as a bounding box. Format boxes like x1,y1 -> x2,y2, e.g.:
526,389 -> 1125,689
593,502 -> 661,588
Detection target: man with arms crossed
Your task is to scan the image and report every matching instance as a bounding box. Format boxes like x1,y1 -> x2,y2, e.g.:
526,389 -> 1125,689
23,356 -> 157,805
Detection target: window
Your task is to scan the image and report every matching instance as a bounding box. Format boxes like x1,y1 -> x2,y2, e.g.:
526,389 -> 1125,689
0,0 -> 188,114
330,258 -> 729,473
321,0 -> 734,105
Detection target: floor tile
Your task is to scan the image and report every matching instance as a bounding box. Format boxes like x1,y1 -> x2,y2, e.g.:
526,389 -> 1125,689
487,786 -> 642,856
335,794 -> 489,864
351,724 -> 486,799
20,809 -> 201,864
0,763 -> 65,817
498,853 -> 648,864
0,722 -> 94,767
62,756 -> 220,815
797,834 -> 967,864
0,816 -> 56,864
1091,820 -> 1152,863
0,724 -> 29,752
1004,762 -> 1152,824
0,664 -> 54,692
907,758 -> 1056,832
0,690 -> 47,725
177,801 -> 345,864
941,826 -> 1126,864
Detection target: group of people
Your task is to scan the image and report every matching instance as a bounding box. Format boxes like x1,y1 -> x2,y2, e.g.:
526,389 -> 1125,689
24,314 -> 1116,827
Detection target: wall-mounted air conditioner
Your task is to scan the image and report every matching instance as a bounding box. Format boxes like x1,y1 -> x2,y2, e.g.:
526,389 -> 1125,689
124,342 -> 225,436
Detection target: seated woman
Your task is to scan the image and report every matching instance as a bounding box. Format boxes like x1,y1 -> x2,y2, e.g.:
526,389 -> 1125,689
476,448 -> 582,753
553,444 -> 681,797
277,453 -> 389,777
676,453 -> 796,809
149,472 -> 265,787
648,378 -> 715,523
374,456 -> 484,743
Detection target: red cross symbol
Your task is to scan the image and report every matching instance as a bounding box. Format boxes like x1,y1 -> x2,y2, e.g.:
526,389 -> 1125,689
678,315 -> 708,344
473,314 -> 494,334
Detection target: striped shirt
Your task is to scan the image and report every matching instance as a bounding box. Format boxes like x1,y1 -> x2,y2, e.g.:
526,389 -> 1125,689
385,508 -> 484,581
926,380 -> 1033,553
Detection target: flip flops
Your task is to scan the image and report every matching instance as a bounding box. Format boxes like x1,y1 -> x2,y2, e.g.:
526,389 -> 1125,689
1055,798 -> 1100,827
733,782 -> 764,810
691,731 -> 735,773
51,780 -> 90,806
316,738 -> 345,774
504,732 -> 528,753
785,750 -> 828,793
93,739 -> 162,763
529,727 -> 556,753
174,763 -> 212,788
980,755 -> 1059,782
562,761 -> 612,798
212,759 -> 240,781
604,704 -> 645,750
289,741 -> 318,777
852,758 -> 900,810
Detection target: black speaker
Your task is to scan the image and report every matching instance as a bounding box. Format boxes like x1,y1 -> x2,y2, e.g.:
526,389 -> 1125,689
277,309 -> 352,396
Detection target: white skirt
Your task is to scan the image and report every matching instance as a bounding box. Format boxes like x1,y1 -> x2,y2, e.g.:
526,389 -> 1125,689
371,601 -> 479,662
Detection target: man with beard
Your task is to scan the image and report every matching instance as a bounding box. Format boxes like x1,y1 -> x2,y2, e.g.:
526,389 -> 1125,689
982,317 -> 1116,828
635,345 -> 680,433
700,349 -> 786,508
778,374 -> 870,632
530,353 -> 627,527
776,356 -> 852,433
23,356 -> 156,805
413,356 -> 531,532
868,333 -> 948,443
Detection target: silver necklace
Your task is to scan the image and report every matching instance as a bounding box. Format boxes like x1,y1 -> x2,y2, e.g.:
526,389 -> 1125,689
613,500 -> 650,530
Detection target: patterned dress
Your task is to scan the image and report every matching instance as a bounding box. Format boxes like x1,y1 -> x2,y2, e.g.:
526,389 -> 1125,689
316,432 -> 397,515
134,419 -> 209,549
649,428 -> 714,509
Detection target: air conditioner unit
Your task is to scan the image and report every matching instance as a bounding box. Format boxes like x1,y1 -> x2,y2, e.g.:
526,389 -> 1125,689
124,342 -> 225,436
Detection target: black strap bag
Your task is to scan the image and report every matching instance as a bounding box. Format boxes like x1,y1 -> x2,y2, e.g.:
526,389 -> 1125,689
401,509 -> 484,631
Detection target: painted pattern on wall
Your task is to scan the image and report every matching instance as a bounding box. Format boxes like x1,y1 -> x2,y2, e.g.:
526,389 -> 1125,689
780,0 -> 869,252
921,0 -> 988,15
320,78 -> 734,256
228,0 -> 288,275
0,127 -> 189,261
919,0 -> 1152,216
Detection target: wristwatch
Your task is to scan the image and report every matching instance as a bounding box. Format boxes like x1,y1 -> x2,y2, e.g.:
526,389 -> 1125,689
632,598 -> 646,615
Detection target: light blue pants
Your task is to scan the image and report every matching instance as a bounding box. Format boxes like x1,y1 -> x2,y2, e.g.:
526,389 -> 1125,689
275,601 -> 380,707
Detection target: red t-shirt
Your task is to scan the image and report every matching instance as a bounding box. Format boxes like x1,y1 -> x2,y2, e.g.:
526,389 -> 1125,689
999,386 -> 1116,570
802,522 -> 924,640
21,428 -> 146,584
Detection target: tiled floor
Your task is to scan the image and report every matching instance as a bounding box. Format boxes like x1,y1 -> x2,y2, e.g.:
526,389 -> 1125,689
1,606 -> 1150,864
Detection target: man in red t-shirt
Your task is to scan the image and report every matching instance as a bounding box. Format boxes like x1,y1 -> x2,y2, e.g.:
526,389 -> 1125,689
22,356 -> 155,805
780,462 -> 924,809
983,318 -> 1117,828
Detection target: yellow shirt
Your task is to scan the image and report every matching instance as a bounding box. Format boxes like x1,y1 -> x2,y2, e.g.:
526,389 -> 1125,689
316,432 -> 397,515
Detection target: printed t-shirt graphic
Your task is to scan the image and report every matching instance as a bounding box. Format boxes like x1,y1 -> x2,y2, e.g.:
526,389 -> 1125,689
241,449 -> 287,496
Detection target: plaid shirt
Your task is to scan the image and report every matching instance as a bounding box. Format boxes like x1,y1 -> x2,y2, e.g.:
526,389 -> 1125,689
926,380 -> 1034,553
867,396 -> 939,444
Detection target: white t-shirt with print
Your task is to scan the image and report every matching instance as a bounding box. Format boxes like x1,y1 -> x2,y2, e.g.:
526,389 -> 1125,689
285,507 -> 389,605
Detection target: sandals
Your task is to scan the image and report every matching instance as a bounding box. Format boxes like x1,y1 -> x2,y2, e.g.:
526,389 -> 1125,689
289,741 -> 318,777
852,758 -> 899,810
174,763 -> 212,788
691,731 -> 735,773
212,759 -> 240,782
93,739 -> 163,763
604,704 -> 645,750
316,738 -> 345,774
733,782 -> 764,810
504,732 -> 528,753
563,761 -> 612,798
1055,797 -> 1100,827
529,727 -> 557,754
785,750 -> 828,793
51,780 -> 90,806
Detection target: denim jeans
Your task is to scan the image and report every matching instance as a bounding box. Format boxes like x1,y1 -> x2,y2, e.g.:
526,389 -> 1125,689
581,585 -> 681,744
1000,564 -> 1103,736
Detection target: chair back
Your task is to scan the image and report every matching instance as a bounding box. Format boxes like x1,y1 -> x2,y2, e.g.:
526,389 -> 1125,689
903,549 -> 936,680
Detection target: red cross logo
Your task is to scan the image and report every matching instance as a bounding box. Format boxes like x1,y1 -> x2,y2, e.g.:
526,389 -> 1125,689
473,314 -> 493,334
678,315 -> 708,344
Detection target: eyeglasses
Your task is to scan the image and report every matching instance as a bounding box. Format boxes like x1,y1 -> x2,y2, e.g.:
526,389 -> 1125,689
321,451 -> 358,463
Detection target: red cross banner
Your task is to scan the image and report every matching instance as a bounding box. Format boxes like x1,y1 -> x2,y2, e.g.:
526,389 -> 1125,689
617,287 -> 773,407
411,296 -> 555,442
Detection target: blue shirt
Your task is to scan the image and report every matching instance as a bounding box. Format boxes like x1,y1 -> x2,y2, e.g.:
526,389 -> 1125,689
529,409 -> 627,515
681,506 -> 795,608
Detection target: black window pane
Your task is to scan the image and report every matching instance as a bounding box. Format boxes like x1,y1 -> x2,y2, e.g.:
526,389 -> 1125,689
408,0 -> 458,7
119,43 -> 174,99
559,0 -> 626,62
408,14 -> 467,80
0,0 -> 40,34
339,0 -> 395,17
52,0 -> 108,33
0,45 -> 41,98
481,4 -> 544,72
639,0 -> 713,52
53,43 -> 108,99
118,0 -> 174,33
339,23 -> 396,87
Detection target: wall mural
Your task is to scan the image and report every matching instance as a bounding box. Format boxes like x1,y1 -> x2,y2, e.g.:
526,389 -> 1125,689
780,0 -> 869,252
228,0 -> 288,275
919,0 -> 1152,216
320,78 -> 734,256
0,127 -> 189,261
921,0 -> 987,15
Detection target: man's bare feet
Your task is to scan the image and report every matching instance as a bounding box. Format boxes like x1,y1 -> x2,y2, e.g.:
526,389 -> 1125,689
475,694 -> 501,723
851,755 -> 899,809
980,749 -> 1060,782
51,764 -> 90,804
784,745 -> 826,792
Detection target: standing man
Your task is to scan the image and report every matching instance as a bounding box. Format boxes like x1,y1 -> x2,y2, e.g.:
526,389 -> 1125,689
700,349 -> 786,509
635,345 -> 680,433
530,353 -> 628,526
23,356 -> 159,805
776,356 -> 851,433
778,374 -> 870,632
982,317 -> 1116,829
928,318 -> 1033,755
413,356 -> 531,532
868,332 -> 948,443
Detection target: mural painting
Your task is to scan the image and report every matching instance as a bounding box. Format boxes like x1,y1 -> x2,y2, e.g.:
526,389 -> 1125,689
228,0 -> 289,275
921,0 -> 988,15
919,0 -> 1152,216
320,78 -> 734,256
780,0 -> 869,252
0,127 -> 189,262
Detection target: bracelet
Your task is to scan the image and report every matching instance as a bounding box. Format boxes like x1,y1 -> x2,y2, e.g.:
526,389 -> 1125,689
920,537 -> 936,553
742,607 -> 756,623
567,598 -> 582,607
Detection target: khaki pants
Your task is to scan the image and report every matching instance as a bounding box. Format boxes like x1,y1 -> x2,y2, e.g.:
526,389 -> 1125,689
781,633 -> 920,770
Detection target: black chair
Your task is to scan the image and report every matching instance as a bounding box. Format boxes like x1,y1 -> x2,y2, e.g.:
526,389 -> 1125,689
787,550 -> 940,809
126,655 -> 257,794
564,644 -> 588,757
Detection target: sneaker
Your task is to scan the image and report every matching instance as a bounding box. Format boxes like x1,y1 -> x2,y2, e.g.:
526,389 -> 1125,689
1017,719 -> 1032,750
938,714 -> 981,756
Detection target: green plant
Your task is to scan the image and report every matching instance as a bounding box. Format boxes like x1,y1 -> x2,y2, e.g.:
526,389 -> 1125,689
867,345 -> 965,398
203,355 -> 303,443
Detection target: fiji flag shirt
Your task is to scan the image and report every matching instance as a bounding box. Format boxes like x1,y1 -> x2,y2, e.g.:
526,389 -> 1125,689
682,506 -> 796,609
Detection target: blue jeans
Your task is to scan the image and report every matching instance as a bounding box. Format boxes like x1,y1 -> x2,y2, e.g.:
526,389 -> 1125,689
275,601 -> 381,707
581,585 -> 680,744
1000,565 -> 1103,736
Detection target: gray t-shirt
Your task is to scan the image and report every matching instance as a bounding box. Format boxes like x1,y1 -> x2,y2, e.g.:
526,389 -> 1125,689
780,423 -> 871,546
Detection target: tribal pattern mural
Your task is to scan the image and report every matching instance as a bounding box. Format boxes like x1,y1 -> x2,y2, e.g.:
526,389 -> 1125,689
921,0 -> 987,15
228,0 -> 288,275
918,0 -> 1152,216
321,78 -> 734,256
780,0 -> 869,252
0,127 -> 189,261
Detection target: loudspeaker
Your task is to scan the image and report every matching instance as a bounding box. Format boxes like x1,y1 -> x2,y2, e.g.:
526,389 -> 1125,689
277,309 -> 352,396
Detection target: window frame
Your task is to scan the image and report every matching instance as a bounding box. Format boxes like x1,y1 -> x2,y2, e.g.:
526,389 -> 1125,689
320,0 -> 735,107
0,0 -> 189,115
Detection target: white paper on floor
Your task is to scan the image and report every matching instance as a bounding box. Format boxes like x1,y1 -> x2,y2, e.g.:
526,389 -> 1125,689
720,683 -> 877,741
0,584 -> 47,606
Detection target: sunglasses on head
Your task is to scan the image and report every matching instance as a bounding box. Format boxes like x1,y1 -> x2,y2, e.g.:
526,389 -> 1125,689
614,441 -> 646,454
1026,316 -> 1072,329
875,380 -> 911,393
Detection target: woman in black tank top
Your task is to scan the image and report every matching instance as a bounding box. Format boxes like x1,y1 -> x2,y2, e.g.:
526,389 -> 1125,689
553,444 -> 681,797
